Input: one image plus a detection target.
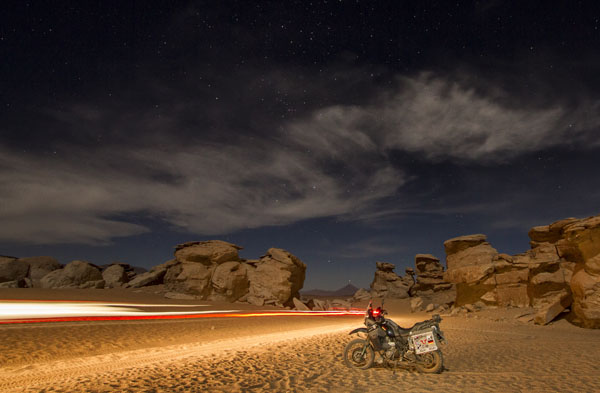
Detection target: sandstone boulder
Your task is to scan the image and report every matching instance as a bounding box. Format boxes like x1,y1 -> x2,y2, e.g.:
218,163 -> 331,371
293,297 -> 310,311
443,235 -> 498,306
370,262 -> 413,299
415,254 -> 443,276
174,240 -> 241,265
570,268 -> 600,328
163,262 -> 210,295
40,260 -> 102,288
0,257 -> 29,283
528,260 -> 569,307
376,262 -> 396,272
102,262 -> 141,282
412,254 -> 449,294
209,261 -> 249,301
312,298 -> 327,311
247,248 -> 306,306
528,225 -> 563,244
534,291 -> 572,325
16,256 -> 61,287
352,288 -> 371,301
102,264 -> 129,288
443,234 -> 487,255
126,262 -> 169,289
444,242 -> 497,284
566,217 -> 600,329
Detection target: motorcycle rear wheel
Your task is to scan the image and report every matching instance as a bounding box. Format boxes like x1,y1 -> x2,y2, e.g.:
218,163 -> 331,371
414,350 -> 443,374
343,339 -> 375,369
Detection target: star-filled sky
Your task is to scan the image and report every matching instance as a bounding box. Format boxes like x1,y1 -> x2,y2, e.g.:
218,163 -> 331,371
2,1 -> 600,290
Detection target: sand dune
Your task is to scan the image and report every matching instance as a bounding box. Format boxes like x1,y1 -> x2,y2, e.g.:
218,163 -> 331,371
1,291 -> 600,392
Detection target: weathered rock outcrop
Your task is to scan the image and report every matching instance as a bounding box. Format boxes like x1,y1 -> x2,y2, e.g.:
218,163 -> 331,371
443,233 -> 571,312
127,259 -> 175,289
0,256 -> 29,285
370,262 -> 414,299
210,261 -> 249,302
443,235 -> 498,306
174,240 -> 241,265
40,260 -> 103,289
102,264 -> 130,288
122,240 -> 306,306
412,254 -> 452,295
246,248 -> 306,306
353,288 -> 371,301
18,256 -> 61,287
441,213 -> 600,327
0,255 -> 63,288
563,216 -> 600,328
293,297 -> 310,311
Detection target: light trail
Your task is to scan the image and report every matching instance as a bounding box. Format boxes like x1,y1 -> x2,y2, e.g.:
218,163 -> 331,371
0,300 -> 364,325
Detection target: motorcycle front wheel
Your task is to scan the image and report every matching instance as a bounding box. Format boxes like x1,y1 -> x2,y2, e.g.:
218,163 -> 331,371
414,350 -> 443,374
343,339 -> 375,369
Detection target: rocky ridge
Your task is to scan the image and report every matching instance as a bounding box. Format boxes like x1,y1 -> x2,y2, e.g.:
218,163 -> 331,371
442,214 -> 600,328
0,241 -> 307,308
355,213 -> 600,328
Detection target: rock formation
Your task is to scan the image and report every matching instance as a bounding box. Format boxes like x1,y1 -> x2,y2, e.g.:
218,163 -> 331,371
443,234 -> 500,306
562,216 -> 600,328
19,256 -> 62,287
40,260 -> 104,289
411,254 -> 452,295
442,233 -> 572,314
102,264 -> 130,288
441,214 -> 600,327
370,262 -> 414,299
0,255 -> 62,288
0,256 -> 29,287
124,240 -> 306,306
0,240 -> 306,307
352,288 -> 371,301
246,248 -> 306,306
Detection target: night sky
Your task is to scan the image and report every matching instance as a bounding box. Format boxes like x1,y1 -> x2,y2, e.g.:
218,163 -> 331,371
2,1 -> 600,290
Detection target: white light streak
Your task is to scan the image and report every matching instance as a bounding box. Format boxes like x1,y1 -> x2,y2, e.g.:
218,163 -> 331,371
0,302 -> 236,320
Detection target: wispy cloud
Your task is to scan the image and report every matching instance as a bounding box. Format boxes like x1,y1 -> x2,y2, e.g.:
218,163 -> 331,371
0,142 -> 403,244
1,71 -> 598,245
294,73 -> 600,162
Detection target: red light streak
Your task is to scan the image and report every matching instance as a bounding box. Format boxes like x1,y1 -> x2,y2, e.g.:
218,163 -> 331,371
0,310 -> 363,325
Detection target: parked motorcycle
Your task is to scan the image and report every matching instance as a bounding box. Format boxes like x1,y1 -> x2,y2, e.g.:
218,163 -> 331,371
343,300 -> 447,373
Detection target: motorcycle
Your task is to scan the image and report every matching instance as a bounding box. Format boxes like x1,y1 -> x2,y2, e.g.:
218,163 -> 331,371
343,299 -> 447,373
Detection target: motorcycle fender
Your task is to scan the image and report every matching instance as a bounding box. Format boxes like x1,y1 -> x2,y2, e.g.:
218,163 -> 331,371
348,327 -> 368,335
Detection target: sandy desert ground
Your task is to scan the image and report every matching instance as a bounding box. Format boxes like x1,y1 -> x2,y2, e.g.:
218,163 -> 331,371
1,289 -> 600,393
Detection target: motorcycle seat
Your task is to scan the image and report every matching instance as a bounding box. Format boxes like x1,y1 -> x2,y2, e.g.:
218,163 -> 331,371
397,324 -> 416,334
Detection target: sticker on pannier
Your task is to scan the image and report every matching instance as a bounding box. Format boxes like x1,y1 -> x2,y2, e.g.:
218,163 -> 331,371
411,331 -> 438,354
